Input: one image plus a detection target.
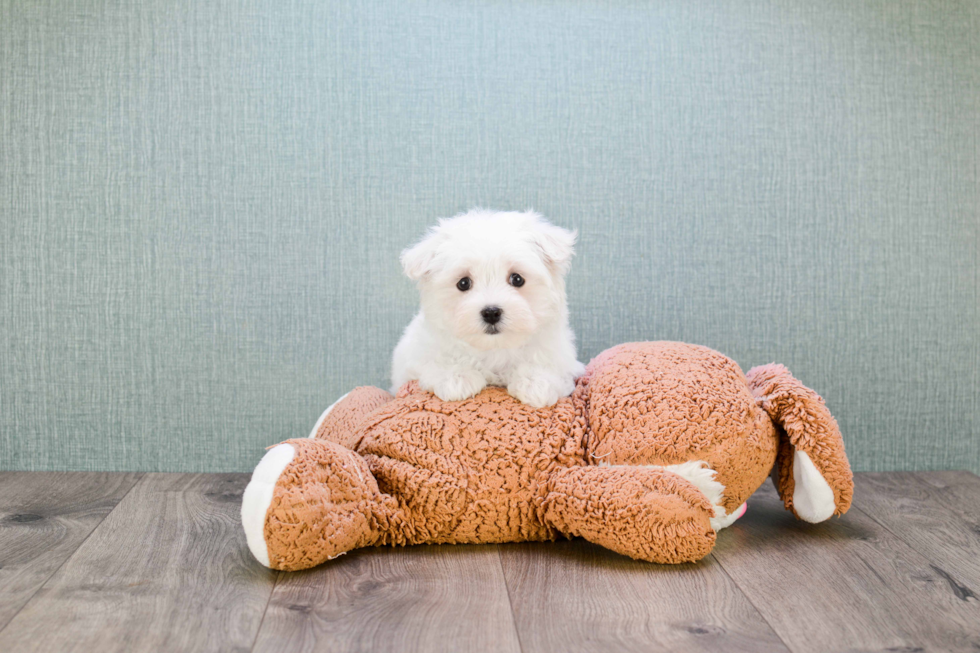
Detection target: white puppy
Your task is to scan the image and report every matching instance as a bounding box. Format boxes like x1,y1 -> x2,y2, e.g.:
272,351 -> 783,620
391,209 -> 586,407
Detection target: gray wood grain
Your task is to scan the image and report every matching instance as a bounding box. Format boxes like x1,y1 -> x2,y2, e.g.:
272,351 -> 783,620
914,471 -> 980,520
712,478 -> 980,653
3,471 -> 980,652
0,473 -> 277,653
854,472 -> 980,596
498,539 -> 788,653
0,472 -> 141,631
252,544 -> 522,653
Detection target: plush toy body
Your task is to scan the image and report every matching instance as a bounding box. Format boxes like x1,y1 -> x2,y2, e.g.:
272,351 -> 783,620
242,342 -> 853,571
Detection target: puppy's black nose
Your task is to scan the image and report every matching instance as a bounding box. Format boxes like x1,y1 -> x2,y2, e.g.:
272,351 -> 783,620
481,306 -> 503,325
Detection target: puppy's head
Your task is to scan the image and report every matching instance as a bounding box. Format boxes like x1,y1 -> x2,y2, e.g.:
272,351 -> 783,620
401,209 -> 576,351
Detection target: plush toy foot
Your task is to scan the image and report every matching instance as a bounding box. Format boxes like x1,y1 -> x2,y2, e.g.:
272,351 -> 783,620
543,466 -> 717,564
241,438 -> 392,570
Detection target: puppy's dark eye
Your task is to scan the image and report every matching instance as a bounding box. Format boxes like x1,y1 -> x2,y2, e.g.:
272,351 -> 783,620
509,273 -> 525,287
456,277 -> 472,291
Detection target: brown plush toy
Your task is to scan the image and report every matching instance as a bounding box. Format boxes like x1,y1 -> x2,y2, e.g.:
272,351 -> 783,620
241,342 -> 853,571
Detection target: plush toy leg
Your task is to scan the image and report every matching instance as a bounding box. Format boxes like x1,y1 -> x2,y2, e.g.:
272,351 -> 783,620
241,438 -> 398,571
308,386 -> 394,448
542,466 -> 717,564
747,364 -> 854,522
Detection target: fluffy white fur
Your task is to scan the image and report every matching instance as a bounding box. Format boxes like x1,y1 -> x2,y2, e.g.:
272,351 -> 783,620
391,209 -> 585,408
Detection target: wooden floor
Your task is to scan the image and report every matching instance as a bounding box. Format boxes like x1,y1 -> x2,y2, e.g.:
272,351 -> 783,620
1,471 -> 979,652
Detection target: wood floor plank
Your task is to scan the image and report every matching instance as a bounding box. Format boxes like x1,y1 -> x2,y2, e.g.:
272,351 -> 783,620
252,544 -> 522,653
854,472 -> 980,597
498,539 -> 789,653
914,471 -> 980,520
0,473 -> 277,653
0,471 -> 141,632
712,478 -> 980,653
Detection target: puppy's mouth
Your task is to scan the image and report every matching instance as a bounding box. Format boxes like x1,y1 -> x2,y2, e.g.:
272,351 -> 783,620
483,325 -> 501,335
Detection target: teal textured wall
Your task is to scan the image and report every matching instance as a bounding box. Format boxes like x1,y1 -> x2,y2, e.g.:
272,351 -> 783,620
1,0 -> 977,473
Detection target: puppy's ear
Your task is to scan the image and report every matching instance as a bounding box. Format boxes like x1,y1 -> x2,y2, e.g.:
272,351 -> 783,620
400,228 -> 444,281
529,219 -> 577,276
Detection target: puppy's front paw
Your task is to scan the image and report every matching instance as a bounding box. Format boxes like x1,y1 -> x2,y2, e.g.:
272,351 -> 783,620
508,372 -> 568,408
423,370 -> 487,402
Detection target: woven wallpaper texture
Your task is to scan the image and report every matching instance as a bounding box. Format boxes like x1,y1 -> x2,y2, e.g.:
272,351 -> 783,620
1,0 -> 977,472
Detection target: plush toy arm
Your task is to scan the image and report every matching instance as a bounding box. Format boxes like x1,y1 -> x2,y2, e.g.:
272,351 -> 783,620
309,386 -> 394,449
747,364 -> 854,523
241,438 -> 403,571
542,466 -> 717,563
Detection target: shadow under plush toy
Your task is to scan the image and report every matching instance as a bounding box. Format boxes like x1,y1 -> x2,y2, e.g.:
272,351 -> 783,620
241,341 -> 853,571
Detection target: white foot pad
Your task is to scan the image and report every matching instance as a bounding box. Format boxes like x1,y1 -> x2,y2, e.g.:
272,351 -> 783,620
711,502 -> 747,530
241,443 -> 295,567
792,450 -> 836,523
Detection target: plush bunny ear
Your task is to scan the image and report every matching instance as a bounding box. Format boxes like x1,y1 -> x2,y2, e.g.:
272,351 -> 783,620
400,227 -> 444,281
528,217 -> 577,276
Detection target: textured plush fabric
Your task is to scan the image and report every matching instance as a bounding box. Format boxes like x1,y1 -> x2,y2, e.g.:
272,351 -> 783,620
311,387 -> 394,450
543,465 -> 717,564
258,342 -> 853,570
1,1 -> 977,473
584,342 -> 779,516
747,363 -> 854,518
